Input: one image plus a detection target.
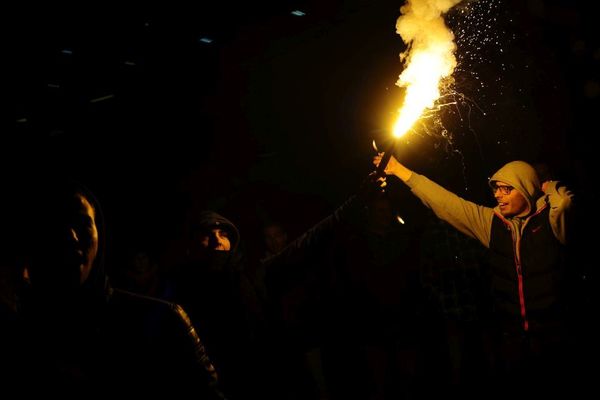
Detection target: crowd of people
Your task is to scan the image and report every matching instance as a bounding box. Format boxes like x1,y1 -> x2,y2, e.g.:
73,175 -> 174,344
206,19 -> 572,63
0,156 -> 594,399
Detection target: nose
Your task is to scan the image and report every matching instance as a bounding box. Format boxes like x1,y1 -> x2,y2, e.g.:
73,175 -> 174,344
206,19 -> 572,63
208,232 -> 220,248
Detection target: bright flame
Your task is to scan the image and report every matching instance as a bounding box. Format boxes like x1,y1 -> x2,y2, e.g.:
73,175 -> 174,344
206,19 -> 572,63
393,0 -> 463,138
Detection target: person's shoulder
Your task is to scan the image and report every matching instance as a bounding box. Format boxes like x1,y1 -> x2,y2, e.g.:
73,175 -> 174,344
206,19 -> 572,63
109,288 -> 188,319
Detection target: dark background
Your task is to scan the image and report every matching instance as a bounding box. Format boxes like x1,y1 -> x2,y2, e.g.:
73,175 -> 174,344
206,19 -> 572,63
4,0 -> 598,265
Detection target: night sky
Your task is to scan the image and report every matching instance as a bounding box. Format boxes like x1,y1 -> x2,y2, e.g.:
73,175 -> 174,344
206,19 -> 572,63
6,0 -> 599,264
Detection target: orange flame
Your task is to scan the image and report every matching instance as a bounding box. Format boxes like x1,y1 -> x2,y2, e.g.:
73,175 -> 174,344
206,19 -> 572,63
392,0 -> 463,138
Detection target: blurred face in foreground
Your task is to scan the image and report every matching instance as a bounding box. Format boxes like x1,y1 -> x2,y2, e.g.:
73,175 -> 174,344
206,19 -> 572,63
27,192 -> 99,294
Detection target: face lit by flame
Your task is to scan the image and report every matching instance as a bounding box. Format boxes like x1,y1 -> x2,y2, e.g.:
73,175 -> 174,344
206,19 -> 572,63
27,193 -> 99,293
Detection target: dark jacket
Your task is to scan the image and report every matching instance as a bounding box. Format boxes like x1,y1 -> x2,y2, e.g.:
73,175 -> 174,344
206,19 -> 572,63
2,178 -> 224,398
489,206 -> 567,332
169,196 -> 365,399
170,210 -> 263,399
6,286 -> 224,398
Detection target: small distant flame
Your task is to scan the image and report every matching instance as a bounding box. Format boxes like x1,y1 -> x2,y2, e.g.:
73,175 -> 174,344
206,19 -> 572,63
372,140 -> 379,152
393,0 -> 463,138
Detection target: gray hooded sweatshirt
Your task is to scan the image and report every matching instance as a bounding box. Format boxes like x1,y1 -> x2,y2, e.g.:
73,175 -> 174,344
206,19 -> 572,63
405,160 -> 573,248
404,161 -> 574,331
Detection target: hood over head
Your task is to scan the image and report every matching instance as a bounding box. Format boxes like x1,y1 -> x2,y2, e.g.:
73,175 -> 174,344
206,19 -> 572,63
190,210 -> 240,252
489,160 -> 541,216
183,210 -> 244,273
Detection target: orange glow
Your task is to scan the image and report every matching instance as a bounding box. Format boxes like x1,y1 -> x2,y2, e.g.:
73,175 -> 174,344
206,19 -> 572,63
392,0 -> 462,138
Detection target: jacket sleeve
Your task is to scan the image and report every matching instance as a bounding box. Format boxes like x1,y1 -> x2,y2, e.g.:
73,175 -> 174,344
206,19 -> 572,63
169,303 -> 228,399
261,195 -> 365,294
541,180 -> 574,245
406,173 -> 495,248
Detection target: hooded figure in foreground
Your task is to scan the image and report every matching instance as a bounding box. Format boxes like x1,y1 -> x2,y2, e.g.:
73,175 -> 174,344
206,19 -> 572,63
2,177 -> 225,398
169,174 -> 385,399
169,210 -> 262,399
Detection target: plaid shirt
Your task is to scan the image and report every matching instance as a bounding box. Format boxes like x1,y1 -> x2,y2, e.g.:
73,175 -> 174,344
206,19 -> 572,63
420,214 -> 490,321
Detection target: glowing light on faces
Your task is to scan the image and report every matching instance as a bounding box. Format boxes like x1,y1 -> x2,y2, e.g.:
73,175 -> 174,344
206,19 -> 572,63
77,195 -> 99,284
492,181 -> 528,217
200,228 -> 231,251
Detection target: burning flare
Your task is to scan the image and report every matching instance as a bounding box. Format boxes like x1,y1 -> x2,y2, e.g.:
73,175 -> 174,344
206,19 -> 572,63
393,0 -> 463,138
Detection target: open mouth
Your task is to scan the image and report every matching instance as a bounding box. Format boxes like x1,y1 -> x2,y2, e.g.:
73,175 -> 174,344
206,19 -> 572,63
60,249 -> 85,267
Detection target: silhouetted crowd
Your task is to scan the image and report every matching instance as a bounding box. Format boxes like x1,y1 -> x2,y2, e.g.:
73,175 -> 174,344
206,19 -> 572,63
1,161 -> 596,400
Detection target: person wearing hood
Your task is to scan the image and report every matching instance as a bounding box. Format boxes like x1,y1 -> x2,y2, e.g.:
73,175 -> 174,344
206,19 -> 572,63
169,175 -> 385,399
3,177 -> 225,398
373,155 -> 577,395
169,210 -> 267,399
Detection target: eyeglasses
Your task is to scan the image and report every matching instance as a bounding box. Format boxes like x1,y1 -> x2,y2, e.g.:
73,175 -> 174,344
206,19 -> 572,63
491,183 -> 514,195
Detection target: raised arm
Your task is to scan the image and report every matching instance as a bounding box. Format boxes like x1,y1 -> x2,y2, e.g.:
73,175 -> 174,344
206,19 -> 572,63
374,153 -> 495,247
